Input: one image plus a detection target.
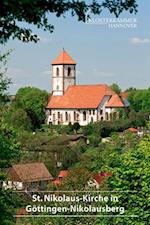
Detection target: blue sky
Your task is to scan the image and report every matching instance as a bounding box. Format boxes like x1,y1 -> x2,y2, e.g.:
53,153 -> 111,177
1,0 -> 150,94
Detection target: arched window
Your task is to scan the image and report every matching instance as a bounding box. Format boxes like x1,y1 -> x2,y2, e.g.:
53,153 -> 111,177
56,85 -> 59,91
83,111 -> 86,121
68,67 -> 71,76
56,67 -> 59,76
65,112 -> 68,121
57,112 -> 60,119
74,111 -> 76,121
106,112 -> 109,120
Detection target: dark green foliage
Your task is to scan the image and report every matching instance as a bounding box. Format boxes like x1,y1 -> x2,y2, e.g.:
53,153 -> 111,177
0,0 -> 138,44
0,190 -> 22,225
88,134 -> 101,147
101,135 -> 150,224
0,125 -> 21,172
4,107 -> 32,131
110,83 -> 121,94
72,122 -> 80,133
128,88 -> 150,112
0,125 -> 22,225
15,87 -> 49,129
84,113 -> 147,138
0,50 -> 12,103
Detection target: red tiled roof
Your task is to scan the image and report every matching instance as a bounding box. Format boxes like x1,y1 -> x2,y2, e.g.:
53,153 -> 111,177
52,50 -> 76,65
52,179 -> 61,185
94,172 -> 112,184
120,92 -> 128,99
47,84 -> 114,109
58,170 -> 69,178
127,127 -> 138,133
9,163 -> 53,182
106,94 -> 124,108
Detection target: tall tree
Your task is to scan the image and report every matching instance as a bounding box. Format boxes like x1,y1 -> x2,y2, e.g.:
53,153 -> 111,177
0,0 -> 138,44
0,50 -> 12,103
15,87 -> 49,128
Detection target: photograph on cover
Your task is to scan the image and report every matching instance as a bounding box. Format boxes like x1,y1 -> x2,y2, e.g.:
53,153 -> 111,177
0,1 -> 150,225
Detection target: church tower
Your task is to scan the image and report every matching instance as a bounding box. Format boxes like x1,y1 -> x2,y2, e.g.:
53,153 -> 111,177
51,49 -> 76,96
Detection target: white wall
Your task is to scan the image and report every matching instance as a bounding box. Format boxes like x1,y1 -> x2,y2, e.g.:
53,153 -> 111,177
3,181 -> 23,190
52,65 -> 64,96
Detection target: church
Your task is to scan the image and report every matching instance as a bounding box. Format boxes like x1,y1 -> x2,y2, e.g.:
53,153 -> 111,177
46,50 -> 127,126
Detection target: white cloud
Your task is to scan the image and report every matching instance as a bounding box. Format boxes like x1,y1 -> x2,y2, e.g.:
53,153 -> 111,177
130,37 -> 150,44
39,36 -> 51,43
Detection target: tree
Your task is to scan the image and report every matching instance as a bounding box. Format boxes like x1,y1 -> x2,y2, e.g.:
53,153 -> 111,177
72,122 -> 80,133
0,0 -> 138,44
110,83 -> 121,94
4,107 -> 32,131
100,135 -> 150,225
0,124 -> 22,225
0,51 -> 12,103
128,89 -> 150,112
15,87 -> 49,128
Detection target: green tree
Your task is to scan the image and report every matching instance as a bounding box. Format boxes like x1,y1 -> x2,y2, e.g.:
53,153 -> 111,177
0,124 -> 22,225
128,89 -> 150,112
0,0 -> 138,44
0,50 -> 12,103
100,135 -> 150,225
15,87 -> 49,129
110,83 -> 121,94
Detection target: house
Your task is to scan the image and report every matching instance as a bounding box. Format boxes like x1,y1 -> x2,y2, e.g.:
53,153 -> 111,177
3,162 -> 53,191
52,170 -> 69,185
126,127 -> 138,133
88,172 -> 112,189
46,50 -> 127,126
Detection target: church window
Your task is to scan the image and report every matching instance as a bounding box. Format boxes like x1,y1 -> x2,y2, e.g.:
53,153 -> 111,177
100,109 -> 103,115
91,117 -> 94,123
56,85 -> 59,91
57,112 -> 60,119
49,110 -> 52,116
93,110 -> 95,115
68,67 -> 71,76
56,67 -> 59,76
83,111 -> 86,121
89,110 -> 91,115
106,112 -> 109,120
65,112 -> 68,121
74,111 -> 76,121
53,113 -> 55,122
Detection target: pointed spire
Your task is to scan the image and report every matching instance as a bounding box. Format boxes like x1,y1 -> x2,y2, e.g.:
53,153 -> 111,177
52,49 -> 76,65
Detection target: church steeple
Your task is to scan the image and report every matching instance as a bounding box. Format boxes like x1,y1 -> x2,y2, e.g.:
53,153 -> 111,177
51,50 -> 76,96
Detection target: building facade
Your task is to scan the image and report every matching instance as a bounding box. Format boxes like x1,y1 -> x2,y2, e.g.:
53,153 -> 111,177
46,50 -> 127,126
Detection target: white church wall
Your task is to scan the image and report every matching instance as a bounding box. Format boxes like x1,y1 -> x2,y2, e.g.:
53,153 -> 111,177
46,108 -> 99,126
52,65 -> 64,96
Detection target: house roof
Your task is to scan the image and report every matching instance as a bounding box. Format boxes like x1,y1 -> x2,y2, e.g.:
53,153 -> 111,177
106,94 -> 124,108
47,84 -> 115,109
52,49 -> 76,65
120,92 -> 128,99
58,170 -> 69,178
127,127 -> 138,133
9,163 -> 53,182
94,172 -> 112,184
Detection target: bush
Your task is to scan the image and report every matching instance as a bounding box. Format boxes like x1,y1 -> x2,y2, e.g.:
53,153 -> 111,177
88,134 -> 101,147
